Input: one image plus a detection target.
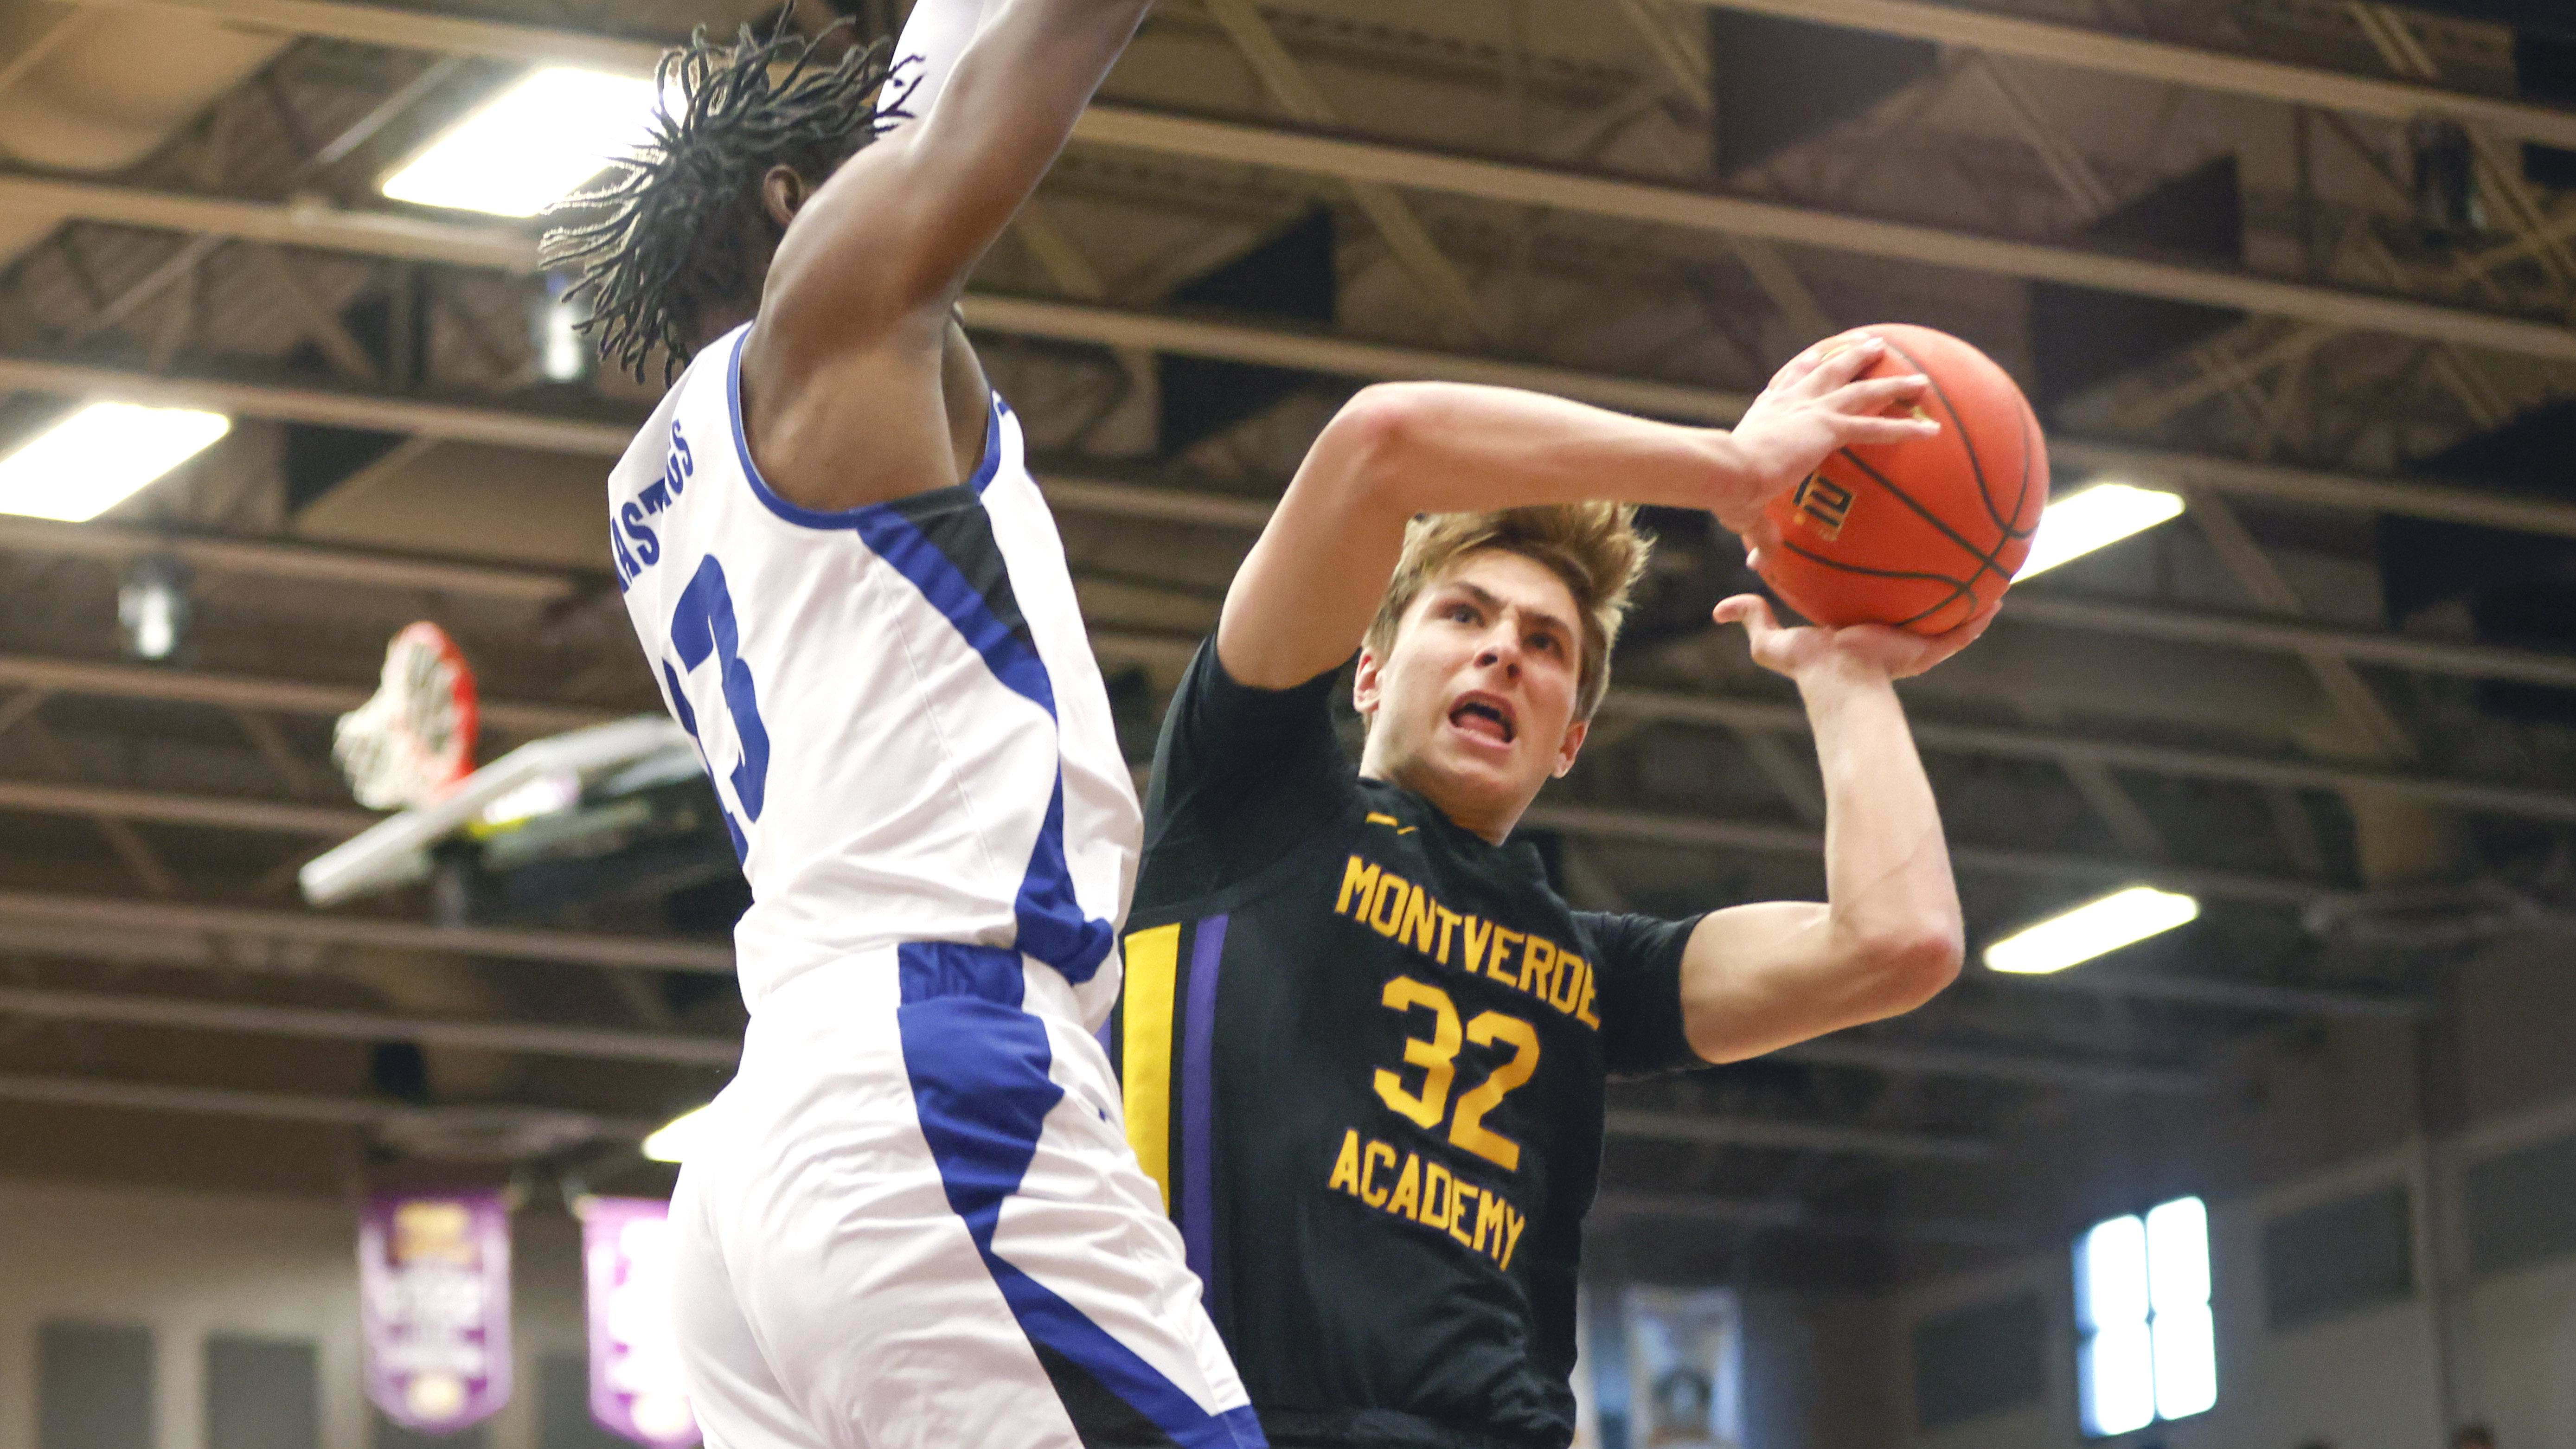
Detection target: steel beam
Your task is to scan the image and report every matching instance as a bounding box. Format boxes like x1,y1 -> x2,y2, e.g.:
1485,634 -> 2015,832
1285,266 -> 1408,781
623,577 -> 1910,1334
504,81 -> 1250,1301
0,1069 -> 653,1137
83,0 -> 2576,159
1770,1037 -> 2207,1094
13,302 -> 2576,539
72,0 -> 666,70
0,956 -> 2227,1091
0,170 -> 535,270
14,39 -> 2576,360
0,890 -> 734,972
0,984 -> 737,1065
0,353 -> 634,455
3,595 -> 2571,844
1067,107 -> 2576,363
1687,0 -> 2576,153
0,779 -> 371,835
2006,595 -> 2576,692
2052,438 -> 2576,545
1590,1190 -> 2023,1246
960,295 -> 1741,418
0,651 -> 619,737
0,513 -> 582,602
1984,967 -> 2425,1017
1600,689 -> 2576,825
1524,802 -> 2328,906
1604,1107 -> 1996,1160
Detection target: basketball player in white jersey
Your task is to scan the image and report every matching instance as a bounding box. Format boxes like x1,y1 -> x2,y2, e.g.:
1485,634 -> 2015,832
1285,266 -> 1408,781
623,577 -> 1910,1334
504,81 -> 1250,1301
546,4 -> 1261,1445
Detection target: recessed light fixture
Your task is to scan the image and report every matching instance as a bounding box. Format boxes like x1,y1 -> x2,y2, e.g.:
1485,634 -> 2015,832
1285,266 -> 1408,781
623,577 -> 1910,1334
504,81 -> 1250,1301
382,67 -> 660,218
1984,885 -> 2200,975
2015,481 -> 2187,580
0,402 -> 231,522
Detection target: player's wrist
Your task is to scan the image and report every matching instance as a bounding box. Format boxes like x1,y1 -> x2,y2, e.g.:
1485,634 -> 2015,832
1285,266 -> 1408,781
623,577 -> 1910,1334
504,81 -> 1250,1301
1789,648 -> 1897,695
1701,430 -> 1786,533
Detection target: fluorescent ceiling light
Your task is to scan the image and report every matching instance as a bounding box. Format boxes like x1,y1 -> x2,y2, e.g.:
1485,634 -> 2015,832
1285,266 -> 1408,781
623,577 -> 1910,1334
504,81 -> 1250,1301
2015,481 -> 2186,579
0,402 -> 230,522
383,67 -> 660,217
641,1103 -> 711,1163
1984,885 -> 2199,975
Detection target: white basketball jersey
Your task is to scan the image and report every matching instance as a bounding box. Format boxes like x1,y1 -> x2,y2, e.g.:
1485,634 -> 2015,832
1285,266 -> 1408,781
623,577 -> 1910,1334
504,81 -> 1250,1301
607,324 -> 1138,1023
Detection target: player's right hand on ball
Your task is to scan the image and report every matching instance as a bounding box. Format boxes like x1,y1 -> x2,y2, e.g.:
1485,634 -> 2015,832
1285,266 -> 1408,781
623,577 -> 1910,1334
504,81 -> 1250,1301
1717,592 -> 1993,682
1712,334 -> 1939,535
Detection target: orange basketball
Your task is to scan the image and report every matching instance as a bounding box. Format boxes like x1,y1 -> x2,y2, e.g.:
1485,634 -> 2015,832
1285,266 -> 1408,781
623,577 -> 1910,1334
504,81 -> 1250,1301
1754,324 -> 2048,636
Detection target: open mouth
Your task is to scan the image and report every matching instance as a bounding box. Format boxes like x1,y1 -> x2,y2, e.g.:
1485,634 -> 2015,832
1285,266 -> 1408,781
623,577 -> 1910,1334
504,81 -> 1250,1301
1448,694 -> 1517,745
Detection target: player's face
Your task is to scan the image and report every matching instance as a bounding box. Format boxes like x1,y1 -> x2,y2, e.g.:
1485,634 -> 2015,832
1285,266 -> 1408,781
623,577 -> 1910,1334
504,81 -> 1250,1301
1355,549 -> 1590,839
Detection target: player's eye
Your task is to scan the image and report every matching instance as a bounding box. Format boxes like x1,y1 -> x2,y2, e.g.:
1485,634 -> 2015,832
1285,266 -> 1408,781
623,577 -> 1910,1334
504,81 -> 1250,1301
1445,602 -> 1478,623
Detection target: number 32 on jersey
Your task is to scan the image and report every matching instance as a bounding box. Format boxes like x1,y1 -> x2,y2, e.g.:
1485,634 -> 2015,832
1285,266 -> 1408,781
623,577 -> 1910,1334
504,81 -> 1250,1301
1374,975 -> 1541,1172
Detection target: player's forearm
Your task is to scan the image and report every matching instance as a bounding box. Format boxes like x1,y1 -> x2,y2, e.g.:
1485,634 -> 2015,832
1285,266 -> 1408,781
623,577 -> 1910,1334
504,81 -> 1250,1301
884,0 -> 995,134
1324,383 -> 1749,522
776,0 -> 1146,322
1801,660 -> 1964,1008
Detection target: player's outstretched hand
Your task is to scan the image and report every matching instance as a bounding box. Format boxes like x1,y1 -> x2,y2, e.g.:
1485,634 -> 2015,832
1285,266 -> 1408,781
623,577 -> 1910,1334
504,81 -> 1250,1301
1714,593 -> 1993,682
1711,334 -> 1940,535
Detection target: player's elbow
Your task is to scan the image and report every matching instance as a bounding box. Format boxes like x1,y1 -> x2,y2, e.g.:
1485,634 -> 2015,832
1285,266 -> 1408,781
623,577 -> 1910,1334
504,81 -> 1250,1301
1314,384 -> 1447,513
1845,921 -> 1963,1018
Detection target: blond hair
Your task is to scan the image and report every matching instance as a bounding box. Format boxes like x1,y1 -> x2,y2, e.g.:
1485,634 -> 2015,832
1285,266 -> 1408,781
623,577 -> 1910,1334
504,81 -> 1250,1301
1362,503 -> 1653,722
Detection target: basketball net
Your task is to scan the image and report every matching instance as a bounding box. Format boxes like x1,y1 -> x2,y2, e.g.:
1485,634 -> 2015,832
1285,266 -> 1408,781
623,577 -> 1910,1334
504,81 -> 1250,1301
334,622 -> 481,811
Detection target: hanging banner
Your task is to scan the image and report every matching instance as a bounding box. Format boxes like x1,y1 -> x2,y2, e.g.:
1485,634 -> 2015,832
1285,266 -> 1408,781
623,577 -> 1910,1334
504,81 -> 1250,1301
581,1197 -> 700,1449
359,1192 -> 513,1433
1624,1285 -> 1741,1449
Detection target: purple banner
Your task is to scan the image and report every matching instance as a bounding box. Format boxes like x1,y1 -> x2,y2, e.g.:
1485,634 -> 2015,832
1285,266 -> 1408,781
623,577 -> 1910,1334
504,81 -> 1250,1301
359,1193 -> 513,1433
581,1197 -> 700,1449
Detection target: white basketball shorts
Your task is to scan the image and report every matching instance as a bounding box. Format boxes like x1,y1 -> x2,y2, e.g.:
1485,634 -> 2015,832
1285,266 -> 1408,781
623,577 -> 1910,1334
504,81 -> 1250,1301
670,942 -> 1264,1449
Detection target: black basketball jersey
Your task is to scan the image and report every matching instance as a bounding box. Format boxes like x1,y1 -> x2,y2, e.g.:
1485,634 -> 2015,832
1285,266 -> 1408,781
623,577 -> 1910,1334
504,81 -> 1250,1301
1112,642 -> 1705,1449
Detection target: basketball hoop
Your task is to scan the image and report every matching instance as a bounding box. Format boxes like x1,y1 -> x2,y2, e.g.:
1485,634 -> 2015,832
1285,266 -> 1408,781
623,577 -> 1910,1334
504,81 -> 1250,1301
335,622 -> 481,811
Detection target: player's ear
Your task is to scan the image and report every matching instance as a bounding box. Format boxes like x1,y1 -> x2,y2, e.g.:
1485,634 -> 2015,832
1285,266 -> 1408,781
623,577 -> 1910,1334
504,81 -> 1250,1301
760,165 -> 811,228
1351,648 -> 1384,722
1551,716 -> 1587,779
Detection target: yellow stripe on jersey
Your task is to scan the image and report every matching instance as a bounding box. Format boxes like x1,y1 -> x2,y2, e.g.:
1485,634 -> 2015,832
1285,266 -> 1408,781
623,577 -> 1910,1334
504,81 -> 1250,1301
1121,922 -> 1182,1211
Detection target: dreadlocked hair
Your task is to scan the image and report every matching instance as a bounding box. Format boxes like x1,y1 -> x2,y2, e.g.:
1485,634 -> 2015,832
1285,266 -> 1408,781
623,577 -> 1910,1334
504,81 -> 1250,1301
541,17 -> 913,383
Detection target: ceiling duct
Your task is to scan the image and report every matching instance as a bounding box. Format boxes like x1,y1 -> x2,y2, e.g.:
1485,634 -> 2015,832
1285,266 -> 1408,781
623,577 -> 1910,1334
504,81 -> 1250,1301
0,4 -> 289,261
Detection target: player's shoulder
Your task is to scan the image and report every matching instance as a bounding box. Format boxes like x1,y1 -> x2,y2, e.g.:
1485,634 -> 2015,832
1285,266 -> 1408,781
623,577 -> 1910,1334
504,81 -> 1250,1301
609,331 -> 739,493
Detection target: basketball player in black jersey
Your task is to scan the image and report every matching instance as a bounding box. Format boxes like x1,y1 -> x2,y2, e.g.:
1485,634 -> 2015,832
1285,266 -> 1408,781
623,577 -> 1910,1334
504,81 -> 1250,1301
1111,336 -> 1991,1449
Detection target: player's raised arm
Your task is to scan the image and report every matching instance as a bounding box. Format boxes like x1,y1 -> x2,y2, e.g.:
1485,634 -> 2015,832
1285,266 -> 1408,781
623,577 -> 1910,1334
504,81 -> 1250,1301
1671,598 -> 1975,1064
1216,340 -> 1937,690
757,0 -> 1146,354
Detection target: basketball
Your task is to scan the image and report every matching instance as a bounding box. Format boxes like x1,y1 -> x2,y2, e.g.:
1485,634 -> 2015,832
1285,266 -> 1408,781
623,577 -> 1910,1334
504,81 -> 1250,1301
1753,323 -> 2049,635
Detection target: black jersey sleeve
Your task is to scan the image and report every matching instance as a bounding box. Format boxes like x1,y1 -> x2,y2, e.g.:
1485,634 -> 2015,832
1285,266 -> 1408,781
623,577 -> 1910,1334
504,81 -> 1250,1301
1574,909 -> 1710,1077
1135,638 -> 1358,914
